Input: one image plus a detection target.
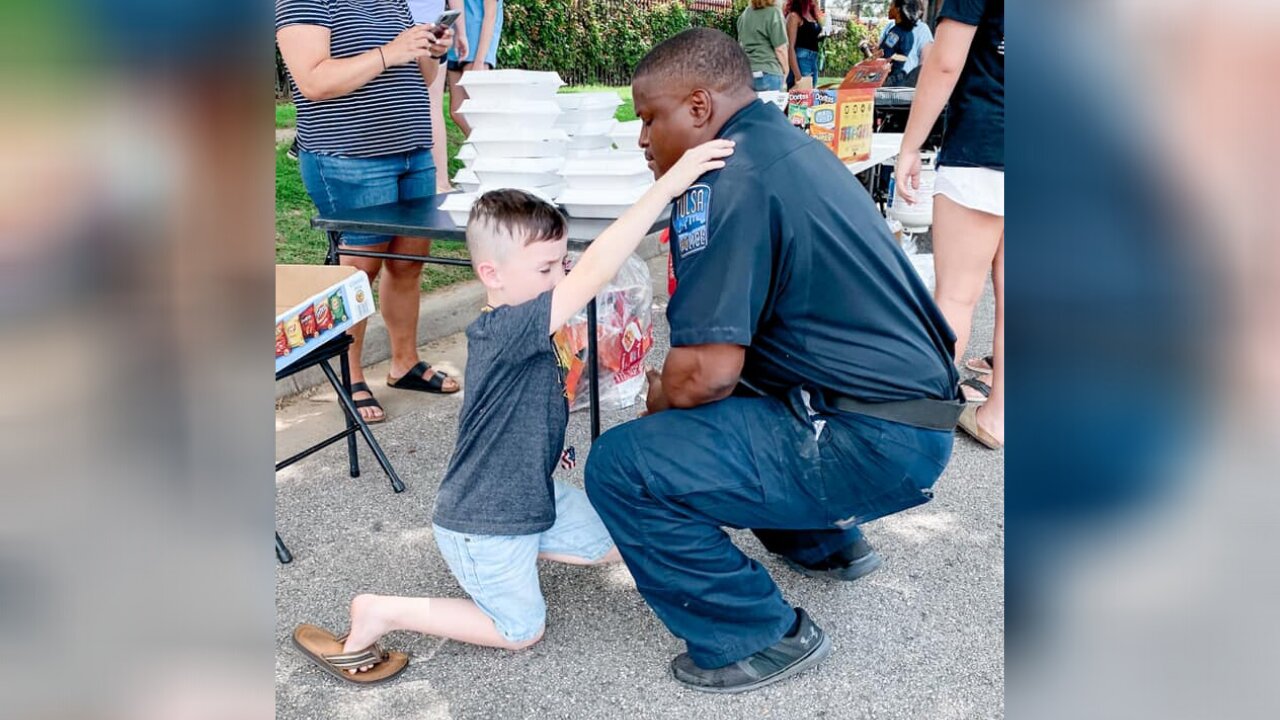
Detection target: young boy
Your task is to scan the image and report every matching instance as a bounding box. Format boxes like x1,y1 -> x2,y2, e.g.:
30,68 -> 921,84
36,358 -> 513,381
293,139 -> 734,684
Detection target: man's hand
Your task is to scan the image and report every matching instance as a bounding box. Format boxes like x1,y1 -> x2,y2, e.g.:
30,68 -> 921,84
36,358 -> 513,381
643,368 -> 671,416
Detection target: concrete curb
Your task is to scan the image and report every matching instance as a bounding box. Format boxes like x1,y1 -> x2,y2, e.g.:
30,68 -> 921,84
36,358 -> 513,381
276,232 -> 665,400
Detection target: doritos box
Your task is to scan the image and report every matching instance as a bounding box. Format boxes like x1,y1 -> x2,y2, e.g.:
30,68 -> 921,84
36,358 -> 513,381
275,265 -> 376,373
789,59 -> 890,163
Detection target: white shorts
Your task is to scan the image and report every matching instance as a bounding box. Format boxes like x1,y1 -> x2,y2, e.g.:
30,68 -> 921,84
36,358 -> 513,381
932,166 -> 1004,217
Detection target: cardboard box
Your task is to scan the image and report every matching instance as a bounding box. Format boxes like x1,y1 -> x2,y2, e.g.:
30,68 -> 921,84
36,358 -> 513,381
275,265 -> 376,373
787,59 -> 890,163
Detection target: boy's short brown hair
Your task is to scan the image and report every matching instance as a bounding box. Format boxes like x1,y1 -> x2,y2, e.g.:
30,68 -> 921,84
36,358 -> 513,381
466,190 -> 567,264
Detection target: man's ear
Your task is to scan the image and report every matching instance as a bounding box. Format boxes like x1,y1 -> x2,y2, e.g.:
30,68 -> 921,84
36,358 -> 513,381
688,88 -> 714,128
474,259 -> 502,290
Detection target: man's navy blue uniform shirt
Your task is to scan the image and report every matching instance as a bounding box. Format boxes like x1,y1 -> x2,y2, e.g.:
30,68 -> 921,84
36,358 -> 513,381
666,99 -> 960,403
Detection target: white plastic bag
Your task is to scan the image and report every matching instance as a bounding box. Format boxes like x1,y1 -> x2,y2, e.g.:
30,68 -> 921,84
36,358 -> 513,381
552,254 -> 654,412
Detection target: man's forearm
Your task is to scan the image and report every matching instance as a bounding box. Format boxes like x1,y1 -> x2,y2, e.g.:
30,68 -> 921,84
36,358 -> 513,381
660,348 -> 741,409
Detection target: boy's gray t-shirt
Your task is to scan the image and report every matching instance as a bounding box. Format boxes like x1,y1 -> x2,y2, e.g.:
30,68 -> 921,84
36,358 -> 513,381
433,291 -> 569,535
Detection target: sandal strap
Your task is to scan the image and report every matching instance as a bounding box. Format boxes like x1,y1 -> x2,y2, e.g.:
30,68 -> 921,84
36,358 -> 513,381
350,381 -> 373,394
354,397 -> 383,410
961,377 -> 991,396
324,643 -> 387,669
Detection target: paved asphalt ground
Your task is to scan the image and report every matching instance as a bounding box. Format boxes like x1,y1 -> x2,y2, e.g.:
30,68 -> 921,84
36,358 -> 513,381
275,255 -> 1004,719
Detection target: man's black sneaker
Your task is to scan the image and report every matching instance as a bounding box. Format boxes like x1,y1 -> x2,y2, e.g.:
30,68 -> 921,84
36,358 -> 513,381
780,537 -> 883,582
670,608 -> 832,694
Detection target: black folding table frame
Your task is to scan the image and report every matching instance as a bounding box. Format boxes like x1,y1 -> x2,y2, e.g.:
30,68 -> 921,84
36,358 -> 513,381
275,333 -> 405,563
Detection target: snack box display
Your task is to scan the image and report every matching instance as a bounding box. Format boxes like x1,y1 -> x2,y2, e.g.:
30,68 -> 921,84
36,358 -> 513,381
457,99 -> 561,132
787,59 -> 890,162
467,127 -> 570,158
455,69 -> 564,103
275,265 -> 375,373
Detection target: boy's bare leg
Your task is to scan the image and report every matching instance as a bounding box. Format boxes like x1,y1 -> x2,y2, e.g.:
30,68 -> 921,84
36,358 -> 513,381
538,546 -> 622,566
340,593 -> 543,672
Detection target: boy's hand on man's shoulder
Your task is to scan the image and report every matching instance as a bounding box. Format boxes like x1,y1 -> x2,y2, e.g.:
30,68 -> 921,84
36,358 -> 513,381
655,140 -> 736,199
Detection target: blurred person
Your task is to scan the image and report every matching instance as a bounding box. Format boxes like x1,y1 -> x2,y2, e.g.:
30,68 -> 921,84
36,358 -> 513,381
446,0 -> 502,136
876,0 -> 934,87
896,0 -> 1004,449
586,29 -> 964,694
276,0 -> 461,423
785,0 -> 824,90
737,0 -> 790,92
292,145 -> 732,684
409,0 -> 468,192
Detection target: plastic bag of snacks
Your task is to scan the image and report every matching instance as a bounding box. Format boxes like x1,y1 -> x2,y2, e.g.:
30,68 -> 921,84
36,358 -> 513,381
552,253 -> 654,412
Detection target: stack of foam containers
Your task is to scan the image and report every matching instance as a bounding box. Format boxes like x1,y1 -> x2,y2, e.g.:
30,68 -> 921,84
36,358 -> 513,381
553,113 -> 663,222
555,92 -> 622,159
442,70 -> 567,226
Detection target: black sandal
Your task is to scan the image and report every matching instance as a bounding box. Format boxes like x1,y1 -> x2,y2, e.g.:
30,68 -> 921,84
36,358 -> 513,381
387,361 -> 459,395
960,377 -> 991,404
349,381 -> 386,423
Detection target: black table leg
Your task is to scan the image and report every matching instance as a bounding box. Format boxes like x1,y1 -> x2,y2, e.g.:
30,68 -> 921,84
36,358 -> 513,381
587,297 -> 601,440
276,532 -> 293,564
319,359 -> 405,493
339,345 -> 360,479
325,230 -> 342,265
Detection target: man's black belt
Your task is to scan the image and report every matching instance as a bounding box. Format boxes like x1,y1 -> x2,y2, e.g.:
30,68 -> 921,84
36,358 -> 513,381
823,392 -> 964,432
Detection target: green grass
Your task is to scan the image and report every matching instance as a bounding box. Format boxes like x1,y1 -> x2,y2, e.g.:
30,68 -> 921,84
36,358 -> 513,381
275,102 -> 296,129
275,85 -> 633,293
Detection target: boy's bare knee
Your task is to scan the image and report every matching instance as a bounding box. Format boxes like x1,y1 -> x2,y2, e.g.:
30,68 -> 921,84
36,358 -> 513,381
504,627 -> 544,651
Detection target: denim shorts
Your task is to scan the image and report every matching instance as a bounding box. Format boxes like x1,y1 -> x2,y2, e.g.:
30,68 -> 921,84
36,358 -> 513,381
794,47 -> 820,87
298,147 -> 436,247
432,480 -> 615,644
752,72 -> 785,92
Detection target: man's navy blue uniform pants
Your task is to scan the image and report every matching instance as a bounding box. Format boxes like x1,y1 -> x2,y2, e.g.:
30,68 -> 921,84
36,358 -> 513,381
585,387 -> 953,669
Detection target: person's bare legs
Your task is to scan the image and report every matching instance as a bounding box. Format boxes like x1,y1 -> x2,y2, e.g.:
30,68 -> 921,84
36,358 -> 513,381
339,248 -> 386,422
931,194 -> 1004,401
381,235 -> 460,391
538,546 -> 623,566
340,593 -> 542,673
975,233 -> 1004,444
447,69 -> 470,137
428,70 -> 451,193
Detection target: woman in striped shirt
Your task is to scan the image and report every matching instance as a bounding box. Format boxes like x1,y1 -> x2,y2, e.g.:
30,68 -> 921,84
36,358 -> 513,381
277,0 -> 461,422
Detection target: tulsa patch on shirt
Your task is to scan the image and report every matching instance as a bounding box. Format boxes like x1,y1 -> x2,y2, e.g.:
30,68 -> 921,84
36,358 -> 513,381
673,183 -> 711,260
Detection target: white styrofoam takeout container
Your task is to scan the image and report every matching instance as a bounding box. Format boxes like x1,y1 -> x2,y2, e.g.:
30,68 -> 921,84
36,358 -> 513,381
475,183 -> 565,204
456,143 -> 477,161
467,127 -> 570,158
452,167 -> 480,193
458,99 -> 562,132
439,192 -> 477,227
610,119 -> 643,152
555,92 -> 622,112
559,156 -> 652,190
556,185 -> 653,219
472,156 -> 565,188
455,69 -> 564,102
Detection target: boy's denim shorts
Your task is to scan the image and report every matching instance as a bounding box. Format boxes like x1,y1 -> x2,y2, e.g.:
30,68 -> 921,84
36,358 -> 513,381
298,147 -> 435,247
433,481 -> 615,644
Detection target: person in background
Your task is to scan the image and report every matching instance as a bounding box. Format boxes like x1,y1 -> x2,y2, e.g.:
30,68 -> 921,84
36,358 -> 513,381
785,0 -> 823,90
446,0 -> 502,136
276,0 -> 462,423
737,0 -> 789,92
409,0 -> 468,192
877,0 -> 934,86
895,0 -> 1004,449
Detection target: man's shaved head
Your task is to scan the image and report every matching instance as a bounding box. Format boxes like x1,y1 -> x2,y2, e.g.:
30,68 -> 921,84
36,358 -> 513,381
632,28 -> 756,179
633,28 -> 754,96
